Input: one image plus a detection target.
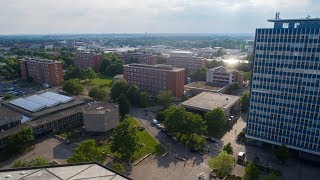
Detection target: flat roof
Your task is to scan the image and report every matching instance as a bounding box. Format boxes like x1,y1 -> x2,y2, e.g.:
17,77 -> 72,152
124,63 -> 185,72
185,81 -> 225,91
0,163 -> 131,180
181,91 -> 239,112
82,102 -> 118,114
268,18 -> 320,22
0,106 -> 22,121
20,58 -> 61,64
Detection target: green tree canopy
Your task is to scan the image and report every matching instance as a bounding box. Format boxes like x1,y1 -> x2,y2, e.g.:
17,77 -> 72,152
125,85 -> 141,106
204,108 -> 226,137
208,151 -> 234,177
244,162 -> 260,180
274,144 -> 289,165
89,87 -> 108,101
11,157 -> 49,168
111,116 -> 139,162
157,90 -> 174,108
188,66 -> 207,82
118,93 -> 130,117
186,134 -> 206,151
67,139 -> 105,163
7,127 -> 34,153
223,142 -> 233,155
226,82 -> 240,94
111,80 -> 129,100
84,67 -> 97,79
63,79 -> 84,95
240,91 -> 250,113
64,66 -> 96,80
264,172 -> 280,180
138,92 -> 149,108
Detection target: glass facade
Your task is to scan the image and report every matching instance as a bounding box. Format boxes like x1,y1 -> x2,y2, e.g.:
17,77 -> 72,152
246,19 -> 320,155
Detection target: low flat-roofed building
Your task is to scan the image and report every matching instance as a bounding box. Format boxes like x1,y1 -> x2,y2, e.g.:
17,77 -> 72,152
206,66 -> 244,87
0,162 -> 130,179
181,91 -> 240,118
112,74 -> 124,85
0,106 -> 23,131
184,81 -> 229,96
82,102 -> 119,132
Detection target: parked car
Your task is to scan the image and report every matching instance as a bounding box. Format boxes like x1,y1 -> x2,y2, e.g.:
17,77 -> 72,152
206,137 -> 217,143
172,137 -> 178,142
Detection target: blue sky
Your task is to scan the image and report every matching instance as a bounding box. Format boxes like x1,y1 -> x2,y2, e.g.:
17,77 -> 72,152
0,0 -> 319,34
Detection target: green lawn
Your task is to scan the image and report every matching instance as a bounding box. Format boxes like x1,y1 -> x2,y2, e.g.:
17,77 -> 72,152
89,75 -> 113,91
101,117 -> 165,162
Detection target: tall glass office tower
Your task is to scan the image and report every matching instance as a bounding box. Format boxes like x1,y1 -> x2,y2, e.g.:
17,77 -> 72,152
246,17 -> 320,156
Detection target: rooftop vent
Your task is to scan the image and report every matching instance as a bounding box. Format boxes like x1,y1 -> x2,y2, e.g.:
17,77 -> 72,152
226,97 -> 229,101
96,107 -> 104,110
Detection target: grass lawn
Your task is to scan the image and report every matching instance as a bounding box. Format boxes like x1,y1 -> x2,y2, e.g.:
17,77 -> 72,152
89,74 -> 113,91
101,117 -> 165,162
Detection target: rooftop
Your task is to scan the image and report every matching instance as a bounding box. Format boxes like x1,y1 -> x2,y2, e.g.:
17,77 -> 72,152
0,106 -> 22,121
82,102 -> 118,114
207,66 -> 235,73
0,162 -> 131,180
185,81 -> 225,91
124,63 -> 185,72
268,17 -> 320,22
20,58 -> 61,64
181,91 -> 239,112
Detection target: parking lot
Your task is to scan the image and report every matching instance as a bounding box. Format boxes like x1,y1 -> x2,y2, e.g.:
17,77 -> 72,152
0,80 -> 42,98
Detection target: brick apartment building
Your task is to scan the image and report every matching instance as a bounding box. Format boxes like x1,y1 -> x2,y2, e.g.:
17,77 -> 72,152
120,53 -> 157,65
166,56 -> 206,72
20,58 -> 63,86
123,64 -> 185,97
206,66 -> 244,87
73,52 -> 103,71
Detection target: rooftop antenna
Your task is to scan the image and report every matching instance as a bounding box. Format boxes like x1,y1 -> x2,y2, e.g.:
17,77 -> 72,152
275,12 -> 280,20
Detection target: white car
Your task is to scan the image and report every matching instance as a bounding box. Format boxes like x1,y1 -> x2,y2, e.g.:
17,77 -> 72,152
152,119 -> 158,125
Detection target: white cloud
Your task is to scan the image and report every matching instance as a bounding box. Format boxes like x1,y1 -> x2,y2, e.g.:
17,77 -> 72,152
0,0 -> 318,34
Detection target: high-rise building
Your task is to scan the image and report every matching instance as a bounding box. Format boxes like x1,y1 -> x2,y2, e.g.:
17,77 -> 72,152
206,66 -> 244,87
20,58 -> 63,86
73,52 -> 103,71
246,17 -> 320,156
123,64 -> 185,97
166,56 -> 206,72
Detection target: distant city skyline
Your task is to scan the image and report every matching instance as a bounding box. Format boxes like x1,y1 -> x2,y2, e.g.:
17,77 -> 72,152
0,0 -> 320,35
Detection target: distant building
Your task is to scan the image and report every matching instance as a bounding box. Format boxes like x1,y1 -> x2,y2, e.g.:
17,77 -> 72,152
44,45 -> 54,50
169,50 -> 193,57
0,163 -> 131,179
82,102 -> 119,132
181,91 -> 240,119
123,64 -> 185,97
206,66 -> 244,86
120,52 -> 157,65
166,56 -> 206,72
184,81 -> 229,97
20,58 -> 63,86
0,106 -> 23,131
73,52 -> 103,72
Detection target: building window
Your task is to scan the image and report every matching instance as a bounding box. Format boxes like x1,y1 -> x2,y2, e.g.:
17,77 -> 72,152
282,23 -> 289,28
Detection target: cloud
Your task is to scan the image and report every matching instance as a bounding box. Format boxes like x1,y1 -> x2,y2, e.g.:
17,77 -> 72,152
0,0 -> 318,34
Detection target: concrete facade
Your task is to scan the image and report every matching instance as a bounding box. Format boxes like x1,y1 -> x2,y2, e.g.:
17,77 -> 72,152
206,66 -> 244,87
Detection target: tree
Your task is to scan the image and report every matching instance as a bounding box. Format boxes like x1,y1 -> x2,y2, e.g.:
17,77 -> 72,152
264,172 -> 280,180
89,87 -> 108,101
223,142 -> 233,155
11,159 -> 29,168
111,116 -> 139,162
204,108 -> 226,137
208,151 -> 234,177
7,127 -> 34,153
111,80 -> 129,100
28,157 -> 50,167
105,63 -> 123,76
111,163 -> 126,174
186,134 -> 206,151
138,92 -> 149,108
118,93 -> 130,117
156,111 -> 166,122
125,85 -> 141,106
83,67 -> 97,79
244,162 -> 260,180
274,144 -> 289,165
157,90 -> 174,108
237,128 -> 246,142
188,66 -> 207,81
63,79 -> 83,95
226,83 -> 240,94
67,139 -> 105,163
240,91 -> 250,113
3,94 -> 14,100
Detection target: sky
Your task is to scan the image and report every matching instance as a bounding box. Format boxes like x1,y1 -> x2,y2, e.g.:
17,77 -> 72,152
0,0 -> 320,34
